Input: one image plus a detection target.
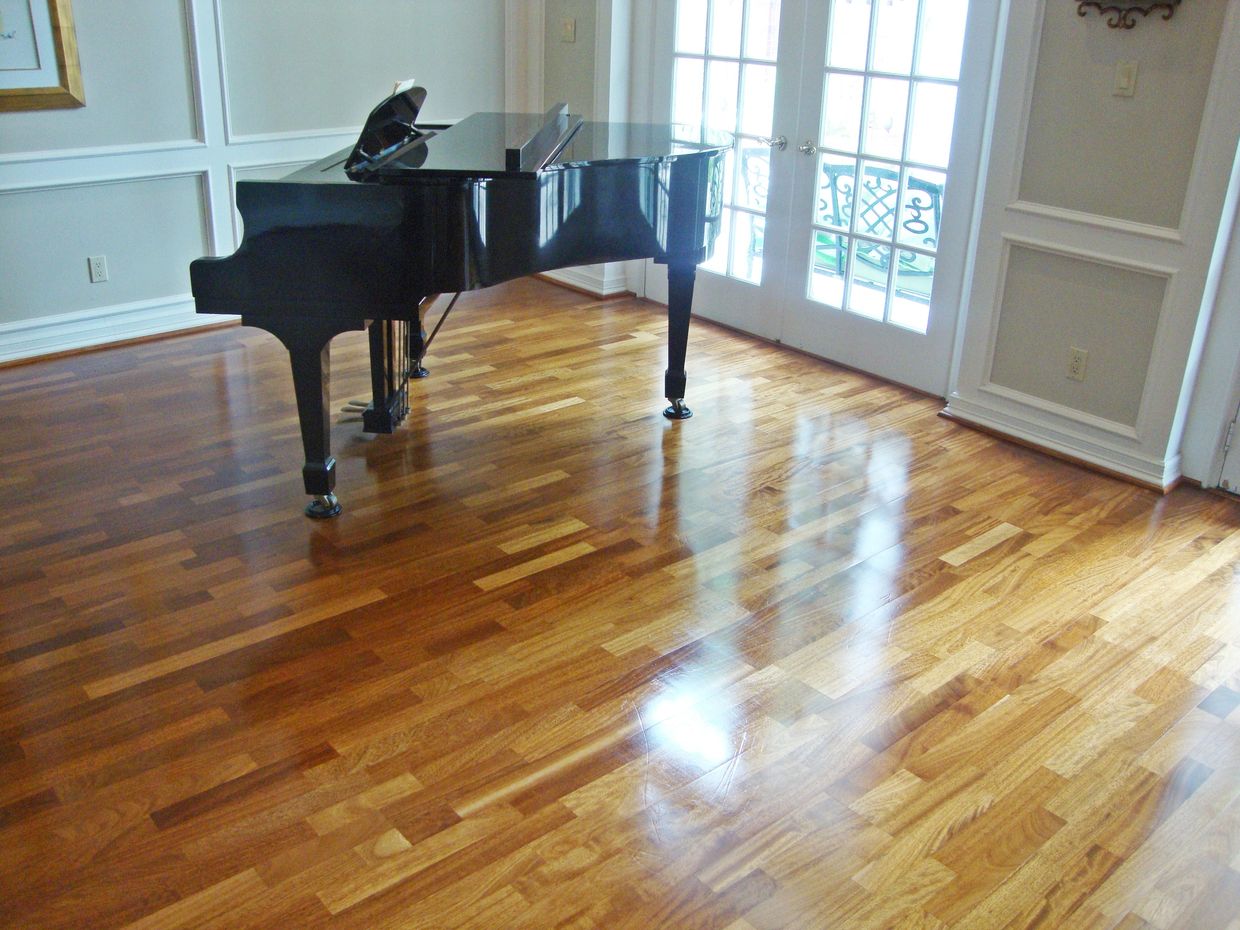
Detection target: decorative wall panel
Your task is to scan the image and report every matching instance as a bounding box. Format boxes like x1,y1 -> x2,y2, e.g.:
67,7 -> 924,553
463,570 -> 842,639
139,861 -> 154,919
1018,0 -> 1223,229
990,245 -> 1167,427
0,0 -> 199,155
0,174 -> 208,324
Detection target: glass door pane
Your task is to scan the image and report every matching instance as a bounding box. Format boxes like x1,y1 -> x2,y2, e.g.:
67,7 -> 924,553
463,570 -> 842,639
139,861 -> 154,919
654,0 -> 994,396
805,0 -> 966,335
672,0 -> 782,285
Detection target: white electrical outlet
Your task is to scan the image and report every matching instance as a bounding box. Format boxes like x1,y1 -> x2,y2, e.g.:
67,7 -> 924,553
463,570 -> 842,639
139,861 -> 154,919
1068,346 -> 1088,381
88,255 -> 108,284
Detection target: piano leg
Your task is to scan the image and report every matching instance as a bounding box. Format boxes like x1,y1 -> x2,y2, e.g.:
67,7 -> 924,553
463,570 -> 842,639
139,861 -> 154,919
363,319 -> 410,434
663,260 -> 696,420
363,298 -> 432,433
252,315 -> 365,518
411,301 -> 430,379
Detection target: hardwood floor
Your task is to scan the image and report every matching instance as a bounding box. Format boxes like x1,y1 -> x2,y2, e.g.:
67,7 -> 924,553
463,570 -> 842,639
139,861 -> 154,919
1,276 -> 1238,929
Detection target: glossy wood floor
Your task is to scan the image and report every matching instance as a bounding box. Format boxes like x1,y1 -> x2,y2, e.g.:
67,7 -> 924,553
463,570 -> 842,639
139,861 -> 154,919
1,278 -> 1238,929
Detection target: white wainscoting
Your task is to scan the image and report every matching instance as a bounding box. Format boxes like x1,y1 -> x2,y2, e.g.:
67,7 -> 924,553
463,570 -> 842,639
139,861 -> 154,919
0,296 -> 225,364
945,0 -> 1240,489
0,0 -> 507,364
0,170 -> 214,356
0,0 -> 341,362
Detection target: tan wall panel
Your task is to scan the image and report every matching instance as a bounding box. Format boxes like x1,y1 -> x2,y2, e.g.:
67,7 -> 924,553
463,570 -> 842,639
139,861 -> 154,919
990,246 -> 1166,426
1018,0 -> 1224,229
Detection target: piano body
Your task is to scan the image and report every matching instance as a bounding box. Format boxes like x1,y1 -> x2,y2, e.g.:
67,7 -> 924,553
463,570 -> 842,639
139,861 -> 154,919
191,88 -> 730,517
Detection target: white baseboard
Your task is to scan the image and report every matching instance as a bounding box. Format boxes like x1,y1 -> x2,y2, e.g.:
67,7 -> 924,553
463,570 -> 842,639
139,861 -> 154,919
0,295 -> 232,363
542,262 -> 631,297
943,393 -> 1179,490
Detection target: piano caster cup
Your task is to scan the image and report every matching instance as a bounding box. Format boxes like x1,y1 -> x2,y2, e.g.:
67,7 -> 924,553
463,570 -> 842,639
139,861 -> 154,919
306,493 -> 342,519
663,399 -> 692,420
412,366 -> 430,379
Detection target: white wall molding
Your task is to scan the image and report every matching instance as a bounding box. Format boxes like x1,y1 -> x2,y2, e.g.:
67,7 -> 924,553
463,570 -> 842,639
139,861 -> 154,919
594,0 -> 632,123
0,139 -> 208,168
182,0 -> 210,145
208,0 -> 240,144
943,393 -> 1177,489
0,0 -> 409,363
948,0 -> 1240,488
0,148 -> 218,193
221,127 -> 363,148
976,382 -> 1140,441
991,213 -> 1185,277
944,394 -> 1178,489
0,295 -> 228,364
997,233 -> 1180,280
0,167 -> 213,197
1005,200 -> 1184,245
627,1 -> 671,126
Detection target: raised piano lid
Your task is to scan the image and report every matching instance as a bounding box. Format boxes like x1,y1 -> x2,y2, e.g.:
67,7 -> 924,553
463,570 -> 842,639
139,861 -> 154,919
293,113 -> 733,185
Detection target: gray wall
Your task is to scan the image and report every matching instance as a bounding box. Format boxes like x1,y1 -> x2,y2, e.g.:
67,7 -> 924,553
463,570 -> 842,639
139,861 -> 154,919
544,0 -> 597,118
0,0 -> 506,347
219,0 -> 505,133
0,1 -> 198,155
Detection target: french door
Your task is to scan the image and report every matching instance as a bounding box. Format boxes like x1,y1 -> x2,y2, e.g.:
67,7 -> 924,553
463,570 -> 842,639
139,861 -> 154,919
646,0 -> 1000,396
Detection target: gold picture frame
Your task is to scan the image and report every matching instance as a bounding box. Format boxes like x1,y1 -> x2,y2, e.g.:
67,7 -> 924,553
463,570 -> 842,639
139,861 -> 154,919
0,0 -> 84,111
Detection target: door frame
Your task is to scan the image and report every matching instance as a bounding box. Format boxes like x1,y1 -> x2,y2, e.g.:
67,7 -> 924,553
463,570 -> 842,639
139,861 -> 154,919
1180,139 -> 1240,487
638,0 -> 809,344
632,0 -> 1007,397
774,0 -> 1006,396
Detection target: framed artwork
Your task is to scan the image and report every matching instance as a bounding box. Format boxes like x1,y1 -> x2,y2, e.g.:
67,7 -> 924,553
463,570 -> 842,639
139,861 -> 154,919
0,0 -> 83,111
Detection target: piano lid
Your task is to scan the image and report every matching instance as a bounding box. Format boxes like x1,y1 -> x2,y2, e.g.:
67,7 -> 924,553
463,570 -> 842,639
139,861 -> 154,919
344,113 -> 733,182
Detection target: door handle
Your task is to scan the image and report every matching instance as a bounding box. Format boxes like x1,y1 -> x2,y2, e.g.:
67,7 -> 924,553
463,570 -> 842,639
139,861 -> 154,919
757,135 -> 787,151
797,140 -> 818,155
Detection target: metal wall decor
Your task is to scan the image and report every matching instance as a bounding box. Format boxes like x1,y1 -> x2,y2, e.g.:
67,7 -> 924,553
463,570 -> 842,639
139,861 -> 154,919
1077,1 -> 1182,29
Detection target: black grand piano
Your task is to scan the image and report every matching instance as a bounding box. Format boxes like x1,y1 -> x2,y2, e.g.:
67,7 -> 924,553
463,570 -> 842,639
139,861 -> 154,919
191,88 -> 730,517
